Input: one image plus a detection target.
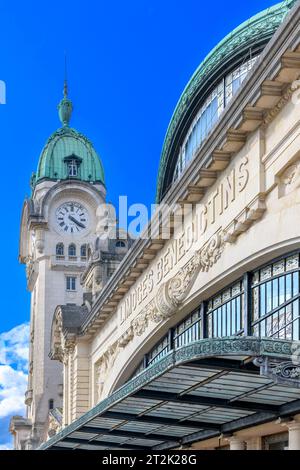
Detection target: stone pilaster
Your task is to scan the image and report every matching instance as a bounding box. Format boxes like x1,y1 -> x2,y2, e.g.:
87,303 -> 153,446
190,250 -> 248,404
228,437 -> 246,450
71,342 -> 90,422
246,437 -> 262,450
287,422 -> 300,450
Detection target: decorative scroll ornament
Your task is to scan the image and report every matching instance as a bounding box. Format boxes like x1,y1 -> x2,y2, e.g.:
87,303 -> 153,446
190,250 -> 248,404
132,231 -> 225,335
254,356 -> 300,388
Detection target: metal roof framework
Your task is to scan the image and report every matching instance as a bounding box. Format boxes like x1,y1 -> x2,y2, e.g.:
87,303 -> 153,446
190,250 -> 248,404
41,337 -> 300,450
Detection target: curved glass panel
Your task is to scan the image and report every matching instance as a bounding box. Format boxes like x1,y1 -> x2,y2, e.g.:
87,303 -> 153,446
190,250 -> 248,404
251,254 -> 300,340
173,56 -> 258,182
207,280 -> 244,337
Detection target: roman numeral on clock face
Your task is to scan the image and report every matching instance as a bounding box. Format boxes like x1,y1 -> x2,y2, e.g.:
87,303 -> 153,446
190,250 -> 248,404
56,202 -> 89,234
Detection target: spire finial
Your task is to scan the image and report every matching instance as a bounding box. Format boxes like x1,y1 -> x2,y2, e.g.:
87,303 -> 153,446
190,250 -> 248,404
58,53 -> 73,127
63,53 -> 68,98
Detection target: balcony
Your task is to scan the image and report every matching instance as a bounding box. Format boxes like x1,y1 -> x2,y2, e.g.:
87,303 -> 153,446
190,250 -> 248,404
50,255 -> 88,271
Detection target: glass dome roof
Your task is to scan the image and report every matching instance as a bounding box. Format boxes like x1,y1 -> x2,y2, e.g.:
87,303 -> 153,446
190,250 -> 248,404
156,0 -> 296,202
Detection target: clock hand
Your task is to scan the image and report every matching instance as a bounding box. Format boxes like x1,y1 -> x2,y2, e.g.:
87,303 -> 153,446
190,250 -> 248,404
68,215 -> 86,229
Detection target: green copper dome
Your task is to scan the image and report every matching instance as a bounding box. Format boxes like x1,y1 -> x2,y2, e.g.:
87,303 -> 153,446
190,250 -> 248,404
31,83 -> 105,189
156,0 -> 296,202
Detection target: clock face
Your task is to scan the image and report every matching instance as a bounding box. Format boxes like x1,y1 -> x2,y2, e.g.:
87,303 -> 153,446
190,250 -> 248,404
55,202 -> 89,234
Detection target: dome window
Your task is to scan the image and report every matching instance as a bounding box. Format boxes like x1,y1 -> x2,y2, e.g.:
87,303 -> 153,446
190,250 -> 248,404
116,241 -> 126,248
64,154 -> 82,179
68,159 -> 78,177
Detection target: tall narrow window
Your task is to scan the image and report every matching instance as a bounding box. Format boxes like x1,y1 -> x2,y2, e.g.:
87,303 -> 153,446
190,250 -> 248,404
68,244 -> 76,258
56,243 -> 64,259
66,276 -> 76,291
49,399 -> 54,410
80,244 -> 87,259
68,160 -> 78,177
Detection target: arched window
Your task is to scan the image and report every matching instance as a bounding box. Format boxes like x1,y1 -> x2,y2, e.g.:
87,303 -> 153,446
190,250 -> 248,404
56,243 -> 64,259
81,244 -> 87,259
68,244 -> 76,258
116,241 -> 126,248
49,399 -> 54,410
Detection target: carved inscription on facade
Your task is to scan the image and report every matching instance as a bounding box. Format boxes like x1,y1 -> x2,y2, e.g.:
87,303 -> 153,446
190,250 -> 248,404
119,158 -> 249,324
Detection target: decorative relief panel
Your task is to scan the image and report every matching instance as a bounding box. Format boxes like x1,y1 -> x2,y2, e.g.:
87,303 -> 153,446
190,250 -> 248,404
281,160 -> 300,196
254,356 -> 300,388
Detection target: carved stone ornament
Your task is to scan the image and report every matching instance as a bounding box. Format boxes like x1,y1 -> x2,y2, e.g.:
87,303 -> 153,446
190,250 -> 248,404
281,160 -> 300,195
47,414 -> 60,438
254,356 -> 300,388
25,256 -> 34,281
50,312 -> 64,362
263,80 -> 300,127
62,335 -> 76,359
95,343 -> 120,401
132,231 -> 225,336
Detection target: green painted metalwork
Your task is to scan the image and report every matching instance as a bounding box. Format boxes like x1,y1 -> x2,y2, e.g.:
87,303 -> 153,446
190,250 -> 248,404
40,336 -> 297,449
58,80 -> 73,127
31,83 -> 105,189
156,0 -> 297,202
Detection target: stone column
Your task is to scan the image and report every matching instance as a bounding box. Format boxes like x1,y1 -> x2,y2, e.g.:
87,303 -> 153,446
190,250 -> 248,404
228,437 -> 246,450
288,422 -> 300,450
246,437 -> 262,450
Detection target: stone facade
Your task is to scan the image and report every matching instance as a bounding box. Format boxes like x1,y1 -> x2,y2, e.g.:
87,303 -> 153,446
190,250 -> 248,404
44,1 -> 300,450
14,0 -> 300,451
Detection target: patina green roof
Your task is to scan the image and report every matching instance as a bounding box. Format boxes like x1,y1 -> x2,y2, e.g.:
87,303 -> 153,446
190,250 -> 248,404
31,83 -> 105,188
156,0 -> 296,202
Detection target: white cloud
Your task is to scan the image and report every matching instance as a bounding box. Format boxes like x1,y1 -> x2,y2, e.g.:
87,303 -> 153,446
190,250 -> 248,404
0,365 -> 27,418
0,323 -> 29,447
0,323 -> 29,371
0,442 -> 13,450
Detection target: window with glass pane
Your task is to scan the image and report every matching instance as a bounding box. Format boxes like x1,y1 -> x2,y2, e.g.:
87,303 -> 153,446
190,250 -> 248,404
251,253 -> 300,340
66,276 -> 76,291
173,56 -> 259,183
207,281 -> 244,337
116,241 -> 126,248
68,244 -> 76,258
80,244 -> 87,259
56,243 -> 64,258
68,160 -> 78,177
147,335 -> 170,366
174,310 -> 201,348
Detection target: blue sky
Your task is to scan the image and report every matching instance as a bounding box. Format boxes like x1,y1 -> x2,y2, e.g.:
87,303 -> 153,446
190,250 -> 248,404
0,0 -> 281,449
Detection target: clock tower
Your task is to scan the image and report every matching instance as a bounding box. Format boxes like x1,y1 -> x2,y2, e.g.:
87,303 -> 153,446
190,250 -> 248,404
14,82 -> 106,448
